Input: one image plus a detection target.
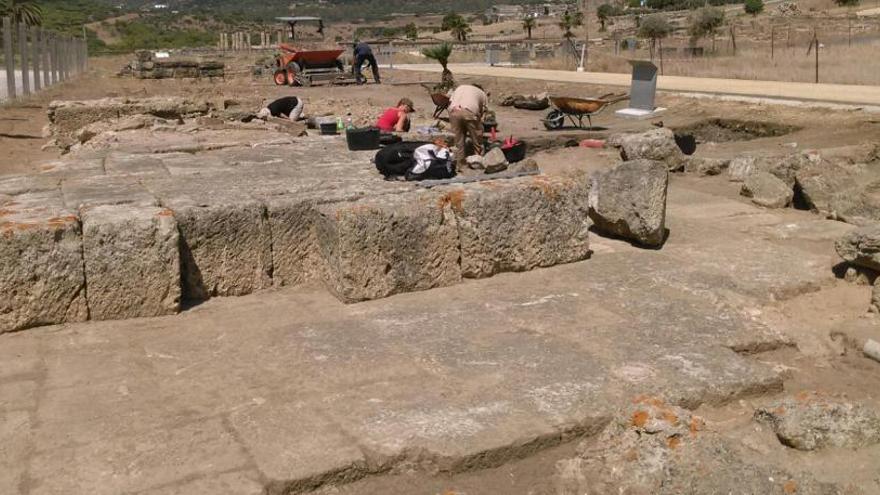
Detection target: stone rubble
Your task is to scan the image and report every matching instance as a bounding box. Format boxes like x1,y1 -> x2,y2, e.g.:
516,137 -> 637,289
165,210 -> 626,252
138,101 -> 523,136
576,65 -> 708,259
741,171 -> 794,209
755,391 -> 880,451
615,128 -> 687,172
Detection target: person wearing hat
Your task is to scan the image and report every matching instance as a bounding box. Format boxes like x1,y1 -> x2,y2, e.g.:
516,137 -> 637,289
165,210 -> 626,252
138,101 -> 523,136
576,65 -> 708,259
375,98 -> 415,133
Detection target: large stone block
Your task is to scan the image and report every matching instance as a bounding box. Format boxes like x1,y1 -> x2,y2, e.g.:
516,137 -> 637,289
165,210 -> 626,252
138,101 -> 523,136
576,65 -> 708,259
146,178 -> 272,301
62,175 -> 158,210
315,190 -> 462,302
835,224 -> 880,272
617,128 -> 686,172
589,160 -> 668,247
0,191 -> 87,333
453,174 -> 592,278
81,205 -> 181,320
741,171 -> 793,209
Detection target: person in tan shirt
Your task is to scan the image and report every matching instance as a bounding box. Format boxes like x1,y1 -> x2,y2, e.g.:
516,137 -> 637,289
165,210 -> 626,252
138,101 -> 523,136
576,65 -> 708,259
448,84 -> 488,171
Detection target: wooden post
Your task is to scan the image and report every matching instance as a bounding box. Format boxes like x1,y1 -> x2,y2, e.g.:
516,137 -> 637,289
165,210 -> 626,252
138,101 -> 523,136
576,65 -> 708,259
50,35 -> 58,84
770,25 -> 774,59
3,17 -> 15,99
814,32 -> 819,83
659,37 -> 664,75
18,21 -> 29,95
31,26 -> 40,91
730,24 -> 736,56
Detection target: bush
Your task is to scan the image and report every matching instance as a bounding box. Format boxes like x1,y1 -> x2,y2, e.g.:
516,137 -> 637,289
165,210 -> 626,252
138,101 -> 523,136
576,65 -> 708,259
744,0 -> 764,15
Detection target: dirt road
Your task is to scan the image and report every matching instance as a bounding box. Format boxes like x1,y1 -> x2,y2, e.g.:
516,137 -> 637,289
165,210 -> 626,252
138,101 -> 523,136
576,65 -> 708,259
397,64 -> 880,107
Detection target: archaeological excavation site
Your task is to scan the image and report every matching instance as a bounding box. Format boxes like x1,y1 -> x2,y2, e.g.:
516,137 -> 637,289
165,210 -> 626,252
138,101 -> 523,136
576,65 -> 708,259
2,8 -> 880,494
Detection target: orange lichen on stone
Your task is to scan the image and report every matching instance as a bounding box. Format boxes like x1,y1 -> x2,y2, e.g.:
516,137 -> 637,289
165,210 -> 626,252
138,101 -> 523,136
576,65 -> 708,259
156,208 -> 174,217
661,410 -> 679,425
689,416 -> 704,435
631,410 -> 650,428
623,448 -> 639,462
666,435 -> 681,450
530,177 -> 559,199
783,480 -> 798,494
773,405 -> 787,416
47,215 -> 77,226
437,190 -> 466,213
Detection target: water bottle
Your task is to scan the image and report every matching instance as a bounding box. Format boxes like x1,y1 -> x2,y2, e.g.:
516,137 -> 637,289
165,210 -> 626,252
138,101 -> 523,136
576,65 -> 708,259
336,117 -> 344,132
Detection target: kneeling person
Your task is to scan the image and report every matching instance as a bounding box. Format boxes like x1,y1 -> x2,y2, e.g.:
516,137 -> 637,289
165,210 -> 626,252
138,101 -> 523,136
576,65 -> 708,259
258,96 -> 304,121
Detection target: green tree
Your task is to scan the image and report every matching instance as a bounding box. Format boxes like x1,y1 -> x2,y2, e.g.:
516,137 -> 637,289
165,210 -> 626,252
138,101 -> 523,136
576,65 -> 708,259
422,43 -> 455,91
744,0 -> 764,16
0,0 -> 43,26
638,14 -> 671,60
597,3 -> 617,32
689,6 -> 724,51
523,17 -> 535,39
558,9 -> 582,39
441,12 -> 471,41
404,22 -> 418,40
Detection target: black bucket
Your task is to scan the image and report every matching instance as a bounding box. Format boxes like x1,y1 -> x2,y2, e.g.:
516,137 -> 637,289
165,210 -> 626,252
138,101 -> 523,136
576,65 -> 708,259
502,141 -> 527,163
346,127 -> 381,150
320,122 -> 338,135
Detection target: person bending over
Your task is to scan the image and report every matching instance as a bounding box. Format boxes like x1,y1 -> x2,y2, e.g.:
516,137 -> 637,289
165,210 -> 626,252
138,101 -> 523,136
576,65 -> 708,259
353,41 -> 381,85
376,98 -> 415,133
257,96 -> 304,121
448,84 -> 488,172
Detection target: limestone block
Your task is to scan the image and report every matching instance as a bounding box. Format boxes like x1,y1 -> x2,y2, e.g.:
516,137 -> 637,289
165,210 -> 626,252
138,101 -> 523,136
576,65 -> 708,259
37,156 -> 105,179
0,175 -> 61,196
146,178 -> 272,301
617,128 -> 686,172
683,156 -> 729,176
315,190 -> 462,303
835,224 -> 880,272
454,174 -> 591,278
741,172 -> 793,209
727,155 -> 757,182
589,160 -> 668,247
81,205 -> 181,320
104,152 -> 168,176
0,191 -> 87,333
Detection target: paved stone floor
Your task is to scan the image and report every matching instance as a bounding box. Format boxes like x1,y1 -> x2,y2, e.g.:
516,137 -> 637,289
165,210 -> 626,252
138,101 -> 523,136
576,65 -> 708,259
0,172 -> 854,494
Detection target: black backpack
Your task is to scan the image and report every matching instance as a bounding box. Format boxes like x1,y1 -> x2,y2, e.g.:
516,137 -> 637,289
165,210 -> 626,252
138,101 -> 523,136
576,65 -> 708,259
405,148 -> 456,181
374,141 -> 430,177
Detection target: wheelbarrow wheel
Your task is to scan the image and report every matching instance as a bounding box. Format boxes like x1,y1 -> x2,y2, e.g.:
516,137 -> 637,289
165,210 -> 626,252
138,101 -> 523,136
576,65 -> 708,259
286,62 -> 302,86
273,69 -> 288,86
543,110 -> 564,130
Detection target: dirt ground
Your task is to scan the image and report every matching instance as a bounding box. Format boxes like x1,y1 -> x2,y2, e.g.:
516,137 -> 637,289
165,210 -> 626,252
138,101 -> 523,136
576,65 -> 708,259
3,55 -> 880,494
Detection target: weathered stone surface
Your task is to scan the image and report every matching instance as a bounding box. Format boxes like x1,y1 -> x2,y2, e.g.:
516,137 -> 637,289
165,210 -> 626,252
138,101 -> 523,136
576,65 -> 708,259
794,149 -> 880,224
62,175 -> 158,209
103,152 -> 169,176
0,191 -> 87,333
454,175 -> 591,278
755,391 -> 880,450
508,158 -> 540,174
617,128 -> 686,172
872,279 -> 880,313
0,175 -> 61,196
482,147 -> 508,174
315,190 -> 461,302
589,159 -> 668,247
835,224 -> 880,271
683,156 -> 729,176
727,155 -> 758,182
48,97 -> 214,141
145,178 -> 272,301
555,399 -> 843,495
741,171 -> 793,209
81,205 -> 181,320
37,155 -> 106,179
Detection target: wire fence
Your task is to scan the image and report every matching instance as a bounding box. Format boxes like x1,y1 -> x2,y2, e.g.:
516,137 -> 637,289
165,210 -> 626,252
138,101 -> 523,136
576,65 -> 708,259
1,17 -> 88,102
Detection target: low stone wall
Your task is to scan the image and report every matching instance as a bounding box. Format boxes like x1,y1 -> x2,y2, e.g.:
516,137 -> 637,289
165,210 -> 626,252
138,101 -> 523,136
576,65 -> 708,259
48,97 -> 215,143
121,51 -> 225,79
0,142 -> 592,333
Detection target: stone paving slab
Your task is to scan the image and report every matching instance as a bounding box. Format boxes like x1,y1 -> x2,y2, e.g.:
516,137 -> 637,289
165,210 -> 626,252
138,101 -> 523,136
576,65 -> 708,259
0,173 -> 849,493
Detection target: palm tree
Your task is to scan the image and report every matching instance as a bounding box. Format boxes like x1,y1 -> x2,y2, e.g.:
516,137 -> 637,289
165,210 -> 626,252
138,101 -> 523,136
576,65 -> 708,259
422,43 -> 455,91
449,17 -> 472,42
523,17 -> 536,39
0,0 -> 42,26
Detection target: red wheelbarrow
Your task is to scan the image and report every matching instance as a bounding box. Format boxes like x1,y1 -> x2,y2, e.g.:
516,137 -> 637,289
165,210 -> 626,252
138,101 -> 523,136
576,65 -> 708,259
273,45 -> 351,86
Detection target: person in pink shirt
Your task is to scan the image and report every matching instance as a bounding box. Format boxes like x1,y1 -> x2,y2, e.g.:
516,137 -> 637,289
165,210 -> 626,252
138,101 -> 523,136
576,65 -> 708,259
376,98 -> 415,133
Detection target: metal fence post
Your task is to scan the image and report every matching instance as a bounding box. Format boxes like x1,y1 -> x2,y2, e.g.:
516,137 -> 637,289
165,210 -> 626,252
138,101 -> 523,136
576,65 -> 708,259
50,34 -> 58,84
3,17 -> 15,99
31,26 -> 40,91
41,29 -> 49,87
18,21 -> 29,95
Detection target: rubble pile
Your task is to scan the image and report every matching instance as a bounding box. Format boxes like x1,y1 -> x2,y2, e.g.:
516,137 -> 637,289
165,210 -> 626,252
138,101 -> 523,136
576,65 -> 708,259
120,50 -> 225,80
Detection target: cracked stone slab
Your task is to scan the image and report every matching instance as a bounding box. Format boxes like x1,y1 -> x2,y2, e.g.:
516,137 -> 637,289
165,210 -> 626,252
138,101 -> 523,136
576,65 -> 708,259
103,152 -> 169,176
315,189 -> 462,302
0,190 -> 87,333
36,155 -> 106,179
81,205 -> 181,320
452,175 -> 591,279
145,177 -> 272,300
61,175 -> 158,210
